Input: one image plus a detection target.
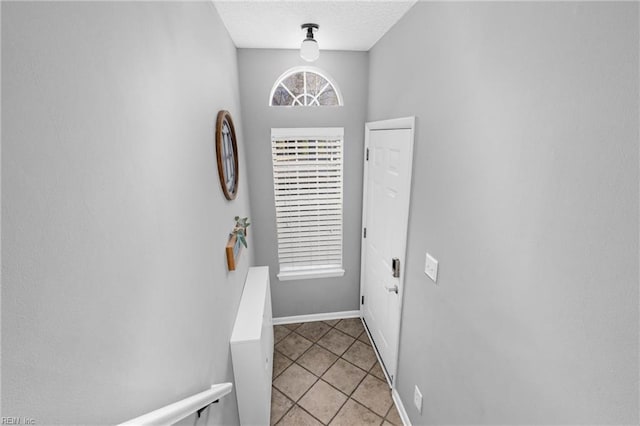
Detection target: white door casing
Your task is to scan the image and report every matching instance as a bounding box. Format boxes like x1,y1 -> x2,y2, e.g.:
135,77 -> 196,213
360,117 -> 415,387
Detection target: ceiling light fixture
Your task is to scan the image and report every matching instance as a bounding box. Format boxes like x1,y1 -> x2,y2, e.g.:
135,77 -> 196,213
300,23 -> 319,62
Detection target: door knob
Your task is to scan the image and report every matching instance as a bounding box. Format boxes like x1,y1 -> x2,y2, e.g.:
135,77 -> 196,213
385,285 -> 398,294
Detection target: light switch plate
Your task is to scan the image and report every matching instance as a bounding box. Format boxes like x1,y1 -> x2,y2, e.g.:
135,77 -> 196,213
425,253 -> 438,282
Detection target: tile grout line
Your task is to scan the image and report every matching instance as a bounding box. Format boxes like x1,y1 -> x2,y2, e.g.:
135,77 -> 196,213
382,402 -> 396,425
291,320 -> 353,425
272,330 -> 319,426
315,320 -> 380,425
318,328 -> 368,426
298,319 -> 363,426
273,320 -> 343,425
330,321 -> 393,424
271,349 -> 294,381
273,319 -> 386,425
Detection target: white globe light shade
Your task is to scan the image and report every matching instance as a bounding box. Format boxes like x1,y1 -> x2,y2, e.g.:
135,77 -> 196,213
300,38 -> 319,62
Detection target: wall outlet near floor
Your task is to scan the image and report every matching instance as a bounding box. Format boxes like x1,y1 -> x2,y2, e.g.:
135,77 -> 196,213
414,385 -> 423,413
425,252 -> 438,282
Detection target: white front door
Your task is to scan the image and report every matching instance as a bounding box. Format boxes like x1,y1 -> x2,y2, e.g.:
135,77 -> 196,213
360,118 -> 415,385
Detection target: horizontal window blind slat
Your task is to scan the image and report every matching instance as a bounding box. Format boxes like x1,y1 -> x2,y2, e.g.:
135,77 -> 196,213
280,260 -> 342,267
275,195 -> 342,202
273,141 -> 342,145
274,177 -> 342,181
275,186 -> 341,192
280,245 -> 341,251
273,156 -> 341,162
274,167 -> 341,173
279,246 -> 342,255
276,215 -> 342,223
273,165 -> 342,170
275,182 -> 343,189
273,167 -> 341,171
276,239 -> 342,248
277,215 -> 341,222
273,137 -> 342,142
272,141 -> 342,147
278,219 -> 343,227
278,231 -> 341,239
272,137 -> 342,142
275,188 -> 341,193
275,205 -> 342,212
274,176 -> 342,183
275,193 -> 342,202
279,232 -> 342,239
275,191 -> 342,197
279,228 -> 343,235
278,225 -> 341,232
275,202 -> 342,209
274,161 -> 341,165
273,162 -> 341,167
274,174 -> 341,179
275,177 -> 341,182
273,147 -> 342,153
275,188 -> 342,194
276,207 -> 341,215
280,258 -> 343,265
277,234 -> 342,244
279,251 -> 342,259
273,146 -> 342,151
280,262 -> 343,269
276,209 -> 341,215
279,256 -> 342,263
278,234 -> 342,242
275,189 -> 342,194
273,158 -> 341,162
281,260 -> 342,265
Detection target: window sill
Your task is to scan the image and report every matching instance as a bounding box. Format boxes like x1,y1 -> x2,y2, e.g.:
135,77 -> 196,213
277,268 -> 345,281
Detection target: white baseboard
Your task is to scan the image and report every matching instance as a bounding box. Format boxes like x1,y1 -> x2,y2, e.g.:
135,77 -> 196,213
272,310 -> 360,325
392,388 -> 412,426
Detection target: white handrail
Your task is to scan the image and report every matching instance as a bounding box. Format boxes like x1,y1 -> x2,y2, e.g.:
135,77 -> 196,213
119,382 -> 233,426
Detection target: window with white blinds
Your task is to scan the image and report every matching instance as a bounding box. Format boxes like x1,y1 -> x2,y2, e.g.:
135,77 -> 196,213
271,128 -> 345,281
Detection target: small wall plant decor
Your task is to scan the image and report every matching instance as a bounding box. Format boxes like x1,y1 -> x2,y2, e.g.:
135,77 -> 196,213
226,216 -> 251,271
232,216 -> 250,248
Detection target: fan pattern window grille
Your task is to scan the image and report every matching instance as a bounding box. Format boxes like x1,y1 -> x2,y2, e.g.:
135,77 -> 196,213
270,67 -> 343,107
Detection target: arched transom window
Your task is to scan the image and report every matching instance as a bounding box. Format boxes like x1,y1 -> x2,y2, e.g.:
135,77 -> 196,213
270,67 -> 343,107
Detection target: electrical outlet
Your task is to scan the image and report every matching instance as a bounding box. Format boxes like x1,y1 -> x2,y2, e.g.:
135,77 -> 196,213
424,253 -> 438,282
414,385 -> 423,413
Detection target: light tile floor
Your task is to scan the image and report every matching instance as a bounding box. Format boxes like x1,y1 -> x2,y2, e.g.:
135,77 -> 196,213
271,318 -> 403,426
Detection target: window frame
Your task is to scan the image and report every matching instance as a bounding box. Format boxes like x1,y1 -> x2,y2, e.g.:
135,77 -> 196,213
271,127 -> 345,281
269,66 -> 344,107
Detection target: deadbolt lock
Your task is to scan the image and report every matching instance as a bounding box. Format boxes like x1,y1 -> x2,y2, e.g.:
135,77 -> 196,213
392,258 -> 400,278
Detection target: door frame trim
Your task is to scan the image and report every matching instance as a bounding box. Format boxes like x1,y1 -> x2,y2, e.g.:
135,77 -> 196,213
359,116 -> 416,388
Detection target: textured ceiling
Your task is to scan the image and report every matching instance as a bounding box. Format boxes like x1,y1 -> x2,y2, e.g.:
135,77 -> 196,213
212,1 -> 417,51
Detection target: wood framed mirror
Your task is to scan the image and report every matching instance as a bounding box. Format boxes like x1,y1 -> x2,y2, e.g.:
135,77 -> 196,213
215,110 -> 239,200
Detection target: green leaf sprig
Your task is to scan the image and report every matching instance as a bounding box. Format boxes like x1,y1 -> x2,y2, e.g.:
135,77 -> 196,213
233,216 -> 251,248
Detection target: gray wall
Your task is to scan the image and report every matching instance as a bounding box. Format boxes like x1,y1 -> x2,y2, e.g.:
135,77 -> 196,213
368,2 -> 639,424
2,2 -> 253,424
237,49 -> 368,318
